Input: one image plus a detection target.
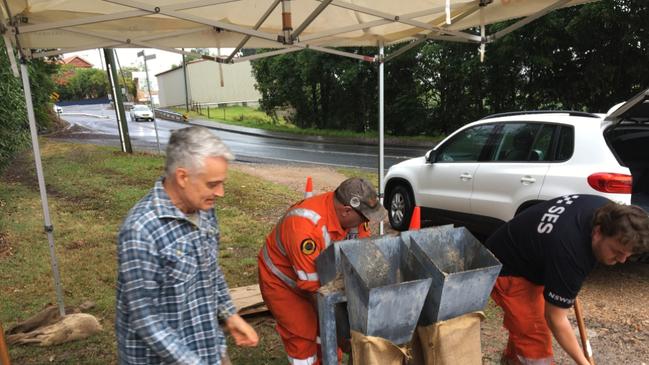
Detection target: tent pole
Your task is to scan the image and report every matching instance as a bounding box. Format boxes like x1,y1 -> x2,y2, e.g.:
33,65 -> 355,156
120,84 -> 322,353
19,61 -> 66,317
378,40 -> 385,236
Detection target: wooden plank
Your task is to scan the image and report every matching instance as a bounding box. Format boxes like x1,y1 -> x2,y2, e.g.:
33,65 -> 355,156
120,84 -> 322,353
230,284 -> 268,317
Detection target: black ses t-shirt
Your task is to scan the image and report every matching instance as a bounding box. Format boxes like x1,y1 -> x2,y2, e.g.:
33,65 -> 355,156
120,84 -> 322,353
486,194 -> 610,308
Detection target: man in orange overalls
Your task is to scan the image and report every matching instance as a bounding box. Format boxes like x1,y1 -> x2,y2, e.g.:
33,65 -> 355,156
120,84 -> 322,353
258,177 -> 387,365
486,195 -> 649,365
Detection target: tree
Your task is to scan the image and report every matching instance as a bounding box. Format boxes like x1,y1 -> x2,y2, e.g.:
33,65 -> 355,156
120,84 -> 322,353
184,48 -> 211,63
252,48 -> 380,132
0,38 -> 58,171
55,67 -> 109,100
250,0 -> 649,136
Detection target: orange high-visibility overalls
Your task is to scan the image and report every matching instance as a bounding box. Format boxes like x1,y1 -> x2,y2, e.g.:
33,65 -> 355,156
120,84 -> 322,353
491,276 -> 554,365
258,192 -> 369,365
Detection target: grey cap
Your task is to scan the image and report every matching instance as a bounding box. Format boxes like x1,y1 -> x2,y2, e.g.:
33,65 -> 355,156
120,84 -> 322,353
334,178 -> 388,222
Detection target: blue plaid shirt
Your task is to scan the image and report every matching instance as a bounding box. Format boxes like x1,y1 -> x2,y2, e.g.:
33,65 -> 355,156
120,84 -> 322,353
116,179 -> 236,365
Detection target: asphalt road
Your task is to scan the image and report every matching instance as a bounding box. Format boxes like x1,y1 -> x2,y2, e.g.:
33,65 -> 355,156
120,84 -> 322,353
55,104 -> 430,169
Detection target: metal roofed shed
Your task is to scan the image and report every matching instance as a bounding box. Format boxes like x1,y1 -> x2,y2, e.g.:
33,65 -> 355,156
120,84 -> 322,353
155,59 -> 261,108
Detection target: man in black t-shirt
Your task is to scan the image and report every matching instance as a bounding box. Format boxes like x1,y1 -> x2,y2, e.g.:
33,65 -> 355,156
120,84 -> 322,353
486,194 -> 649,365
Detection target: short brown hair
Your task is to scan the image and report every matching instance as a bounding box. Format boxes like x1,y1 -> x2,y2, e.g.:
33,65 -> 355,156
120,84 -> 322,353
593,202 -> 649,254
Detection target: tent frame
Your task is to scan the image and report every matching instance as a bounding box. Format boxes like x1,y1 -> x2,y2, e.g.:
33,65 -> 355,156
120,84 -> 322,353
1,0 -> 588,338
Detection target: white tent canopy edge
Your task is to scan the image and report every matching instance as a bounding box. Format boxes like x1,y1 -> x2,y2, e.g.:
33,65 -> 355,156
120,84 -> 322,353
2,0 -> 595,61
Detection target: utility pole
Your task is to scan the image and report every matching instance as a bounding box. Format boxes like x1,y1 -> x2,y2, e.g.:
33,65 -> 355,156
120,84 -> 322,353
182,48 -> 190,112
103,48 -> 132,153
138,50 -> 162,155
98,48 -> 105,70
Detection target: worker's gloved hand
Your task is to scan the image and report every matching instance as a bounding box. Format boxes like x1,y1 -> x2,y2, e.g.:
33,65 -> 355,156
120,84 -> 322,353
224,313 -> 259,347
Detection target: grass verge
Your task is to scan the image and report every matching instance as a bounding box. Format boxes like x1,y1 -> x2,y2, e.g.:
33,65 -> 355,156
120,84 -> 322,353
0,139 -> 301,364
173,105 -> 441,145
0,140 -> 503,364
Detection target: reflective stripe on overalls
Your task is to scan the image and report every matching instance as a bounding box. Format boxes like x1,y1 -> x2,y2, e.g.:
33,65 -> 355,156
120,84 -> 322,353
287,353 -> 318,365
261,208 -> 328,288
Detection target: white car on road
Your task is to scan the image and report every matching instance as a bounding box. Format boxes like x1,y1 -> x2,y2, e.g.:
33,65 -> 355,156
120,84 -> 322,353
129,105 -> 155,122
383,88 -> 649,240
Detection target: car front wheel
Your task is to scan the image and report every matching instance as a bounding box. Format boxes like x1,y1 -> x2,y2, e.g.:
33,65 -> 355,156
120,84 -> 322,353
387,184 -> 414,231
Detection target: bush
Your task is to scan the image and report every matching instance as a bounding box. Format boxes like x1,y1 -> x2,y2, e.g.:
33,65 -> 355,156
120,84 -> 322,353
0,39 -> 29,172
0,38 -> 58,172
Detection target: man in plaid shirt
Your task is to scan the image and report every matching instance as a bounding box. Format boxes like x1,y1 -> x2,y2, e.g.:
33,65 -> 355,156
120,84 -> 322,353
116,126 -> 258,364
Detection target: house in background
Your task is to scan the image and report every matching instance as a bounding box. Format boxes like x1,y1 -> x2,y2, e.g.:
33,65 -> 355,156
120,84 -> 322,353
155,60 -> 260,108
61,55 -> 93,68
54,55 -> 94,85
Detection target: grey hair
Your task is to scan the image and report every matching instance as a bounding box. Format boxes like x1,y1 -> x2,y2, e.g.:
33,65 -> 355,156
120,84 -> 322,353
164,126 -> 234,176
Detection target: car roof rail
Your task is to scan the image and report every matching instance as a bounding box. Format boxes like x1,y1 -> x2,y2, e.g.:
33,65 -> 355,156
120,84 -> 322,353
480,110 -> 600,120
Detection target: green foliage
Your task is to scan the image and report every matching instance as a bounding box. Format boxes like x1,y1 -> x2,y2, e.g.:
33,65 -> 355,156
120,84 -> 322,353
55,66 -> 109,100
28,58 -> 58,129
117,65 -> 139,101
184,48 -> 211,63
251,48 -> 379,132
0,40 -> 28,171
251,0 -> 649,136
0,38 -> 57,172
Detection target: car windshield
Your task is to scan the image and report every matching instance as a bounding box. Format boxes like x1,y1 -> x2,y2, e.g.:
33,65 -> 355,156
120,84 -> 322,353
133,105 -> 150,111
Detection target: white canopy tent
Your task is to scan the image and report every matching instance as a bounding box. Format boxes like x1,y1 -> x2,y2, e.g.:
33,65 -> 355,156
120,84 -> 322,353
1,0 -> 596,319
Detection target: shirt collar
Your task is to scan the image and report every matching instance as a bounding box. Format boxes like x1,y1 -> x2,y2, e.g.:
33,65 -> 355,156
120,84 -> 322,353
152,178 -> 200,225
324,192 -> 345,237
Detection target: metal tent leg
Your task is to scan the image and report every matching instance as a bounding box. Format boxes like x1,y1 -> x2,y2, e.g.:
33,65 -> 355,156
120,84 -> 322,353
378,41 -> 385,236
19,61 -> 66,317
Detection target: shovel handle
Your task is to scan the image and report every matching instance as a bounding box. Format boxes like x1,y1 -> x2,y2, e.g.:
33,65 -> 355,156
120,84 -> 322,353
574,298 -> 595,365
0,322 -> 11,365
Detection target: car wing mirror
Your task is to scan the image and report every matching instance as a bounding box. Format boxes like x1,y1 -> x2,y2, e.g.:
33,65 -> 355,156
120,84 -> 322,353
425,150 -> 437,164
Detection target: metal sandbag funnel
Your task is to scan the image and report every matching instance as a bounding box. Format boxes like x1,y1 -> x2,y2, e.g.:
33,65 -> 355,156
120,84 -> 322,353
339,236 -> 432,345
406,227 -> 501,325
316,238 -> 354,286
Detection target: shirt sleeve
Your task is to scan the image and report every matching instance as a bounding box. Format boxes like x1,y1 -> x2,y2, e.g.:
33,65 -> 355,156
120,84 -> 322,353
212,212 -> 237,320
118,227 -> 205,365
543,245 -> 587,308
280,219 -> 323,292
215,261 -> 237,320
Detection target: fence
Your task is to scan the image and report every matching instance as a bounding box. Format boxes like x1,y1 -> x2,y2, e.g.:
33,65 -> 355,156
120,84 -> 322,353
154,109 -> 187,123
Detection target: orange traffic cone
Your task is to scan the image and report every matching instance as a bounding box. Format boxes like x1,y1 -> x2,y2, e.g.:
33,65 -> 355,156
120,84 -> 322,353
409,206 -> 421,230
304,176 -> 314,198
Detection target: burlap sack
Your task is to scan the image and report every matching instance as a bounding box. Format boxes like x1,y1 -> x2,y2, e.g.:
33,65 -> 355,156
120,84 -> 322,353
351,330 -> 409,365
414,312 -> 485,365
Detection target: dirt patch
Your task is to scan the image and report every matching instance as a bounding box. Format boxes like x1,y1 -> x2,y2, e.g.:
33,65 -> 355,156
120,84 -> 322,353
233,162 -> 349,196
232,162 -> 649,365
0,232 -> 13,259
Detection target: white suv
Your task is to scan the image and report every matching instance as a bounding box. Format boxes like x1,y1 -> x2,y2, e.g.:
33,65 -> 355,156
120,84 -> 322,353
384,88 -> 649,239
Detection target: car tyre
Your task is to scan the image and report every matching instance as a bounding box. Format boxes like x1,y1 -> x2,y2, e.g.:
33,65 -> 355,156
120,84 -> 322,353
387,184 -> 414,231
